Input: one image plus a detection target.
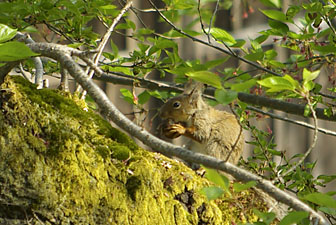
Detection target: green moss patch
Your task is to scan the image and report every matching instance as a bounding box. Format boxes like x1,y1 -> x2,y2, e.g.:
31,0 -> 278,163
0,75 -> 266,224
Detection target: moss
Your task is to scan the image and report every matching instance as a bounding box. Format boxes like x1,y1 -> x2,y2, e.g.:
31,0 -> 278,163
0,75 -> 268,224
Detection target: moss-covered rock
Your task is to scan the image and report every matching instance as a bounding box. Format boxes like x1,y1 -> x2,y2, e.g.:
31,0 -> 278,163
0,76 -> 265,224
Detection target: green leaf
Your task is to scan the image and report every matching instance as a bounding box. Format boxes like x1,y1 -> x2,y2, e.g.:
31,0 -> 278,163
203,57 -> 229,69
116,19 -> 136,30
230,39 -> 246,48
120,88 -> 135,105
185,71 -> 222,89
268,20 -> 289,34
108,66 -> 132,75
98,4 -> 118,15
0,41 -> 39,61
286,5 -> 301,18
268,60 -> 285,68
210,27 -> 236,45
255,35 -> 269,44
303,80 -> 315,92
155,39 -> 177,49
215,89 -> 237,105
244,51 -> 264,61
204,167 -> 229,189
261,9 -> 288,22
283,75 -> 300,89
138,91 -> 151,105
317,174 -> 336,184
319,207 -> 336,216
110,40 -> 119,57
147,90 -> 169,100
230,79 -> 257,92
302,192 -> 336,208
279,211 -> 309,225
0,24 -> 17,43
265,49 -> 277,60
257,76 -> 296,92
260,0 -> 281,8
303,68 -> 320,82
98,5 -> 119,17
200,186 -> 224,201
233,181 -> 257,192
253,209 -> 276,224
303,104 -> 311,117
171,0 -> 196,9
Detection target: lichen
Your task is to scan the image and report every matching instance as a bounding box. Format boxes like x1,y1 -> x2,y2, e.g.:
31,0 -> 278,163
0,75 -> 266,224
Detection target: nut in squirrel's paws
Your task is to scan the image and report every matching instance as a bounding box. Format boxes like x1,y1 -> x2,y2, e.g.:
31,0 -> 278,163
160,120 -> 186,139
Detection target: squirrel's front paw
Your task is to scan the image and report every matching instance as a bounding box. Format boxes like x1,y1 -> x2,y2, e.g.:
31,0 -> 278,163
162,123 -> 186,139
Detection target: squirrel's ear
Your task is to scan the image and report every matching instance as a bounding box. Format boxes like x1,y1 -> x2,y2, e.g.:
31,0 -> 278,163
184,80 -> 204,96
185,81 -> 204,106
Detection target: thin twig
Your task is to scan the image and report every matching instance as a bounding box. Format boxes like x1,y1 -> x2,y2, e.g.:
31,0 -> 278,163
132,7 -> 166,12
225,105 -> 244,162
59,66 -> 69,91
197,0 -> 210,43
16,32 -> 44,88
18,63 -> 32,82
207,0 -> 220,43
282,96 -> 319,177
248,106 -> 336,136
77,0 -> 133,96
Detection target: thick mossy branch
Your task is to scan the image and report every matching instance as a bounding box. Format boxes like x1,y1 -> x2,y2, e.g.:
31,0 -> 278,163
0,76 -> 265,224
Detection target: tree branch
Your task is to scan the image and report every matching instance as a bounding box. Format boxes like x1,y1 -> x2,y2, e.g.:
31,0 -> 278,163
237,92 -> 336,121
247,105 -> 336,136
77,0 -> 133,96
16,32 -> 44,88
26,42 -> 329,225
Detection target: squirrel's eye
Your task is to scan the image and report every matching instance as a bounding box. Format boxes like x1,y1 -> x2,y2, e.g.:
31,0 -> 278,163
173,101 -> 181,108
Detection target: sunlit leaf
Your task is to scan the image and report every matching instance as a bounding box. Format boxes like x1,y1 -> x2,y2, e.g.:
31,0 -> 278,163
302,192 -> 336,208
138,91 -> 151,105
279,211 -> 309,225
120,88 -> 135,105
215,89 -> 237,105
244,51 -> 264,61
233,181 -> 257,192
260,0 -> 281,8
209,27 -> 236,45
200,186 -> 224,201
303,68 -> 320,82
261,9 -> 288,22
253,209 -> 276,224
0,24 -> 17,43
203,167 -> 230,191
0,41 -> 38,61
231,79 -> 257,92
185,71 -> 222,89
258,76 -> 296,92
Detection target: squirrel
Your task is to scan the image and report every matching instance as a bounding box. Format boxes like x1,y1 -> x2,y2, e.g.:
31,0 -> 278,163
159,81 -> 244,165
160,84 -> 290,219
